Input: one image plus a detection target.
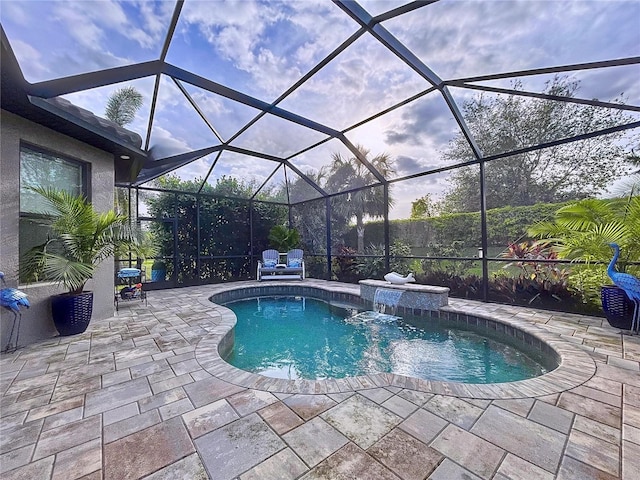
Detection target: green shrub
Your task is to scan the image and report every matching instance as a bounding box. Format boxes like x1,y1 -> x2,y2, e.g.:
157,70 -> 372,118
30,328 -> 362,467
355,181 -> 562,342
344,201 -> 572,251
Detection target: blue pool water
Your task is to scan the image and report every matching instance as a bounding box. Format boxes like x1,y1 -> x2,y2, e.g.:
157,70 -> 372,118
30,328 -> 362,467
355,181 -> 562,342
224,296 -> 548,383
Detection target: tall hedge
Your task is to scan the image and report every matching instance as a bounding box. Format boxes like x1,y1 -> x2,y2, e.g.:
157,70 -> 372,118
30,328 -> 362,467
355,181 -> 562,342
342,201 -> 571,249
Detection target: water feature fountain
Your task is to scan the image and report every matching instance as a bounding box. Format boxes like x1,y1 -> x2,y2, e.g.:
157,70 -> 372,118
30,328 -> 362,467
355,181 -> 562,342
359,278 -> 449,313
373,287 -> 403,315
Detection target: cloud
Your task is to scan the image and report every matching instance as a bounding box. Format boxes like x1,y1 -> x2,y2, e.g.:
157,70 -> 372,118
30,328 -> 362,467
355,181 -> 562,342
9,39 -> 49,79
279,32 -> 427,130
395,155 -> 423,173
2,0 -> 638,218
576,67 -> 640,105
178,0 -> 295,97
53,1 -> 122,48
389,99 -> 458,147
232,113 -> 329,158
0,1 -> 31,26
210,151 -> 280,186
385,131 -> 414,145
383,0 -> 640,82
52,0 -> 161,50
175,0 -> 361,100
2,0 -> 171,82
136,0 -> 175,39
192,92 -> 231,119
149,126 -> 192,159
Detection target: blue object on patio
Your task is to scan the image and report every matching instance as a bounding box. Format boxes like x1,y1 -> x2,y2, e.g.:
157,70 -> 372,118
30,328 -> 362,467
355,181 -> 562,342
607,243 -> 640,333
118,267 -> 142,278
0,271 -> 30,352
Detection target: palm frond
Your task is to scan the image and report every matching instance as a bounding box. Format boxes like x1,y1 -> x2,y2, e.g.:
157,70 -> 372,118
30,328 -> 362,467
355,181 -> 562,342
527,197 -> 638,265
21,187 -> 137,292
39,253 -> 95,293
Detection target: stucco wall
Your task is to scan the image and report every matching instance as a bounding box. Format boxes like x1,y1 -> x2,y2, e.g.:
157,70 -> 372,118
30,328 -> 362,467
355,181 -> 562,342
0,110 -> 115,348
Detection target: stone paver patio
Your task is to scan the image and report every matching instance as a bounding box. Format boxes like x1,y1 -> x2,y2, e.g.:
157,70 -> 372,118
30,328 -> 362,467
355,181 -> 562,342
1,279 -> 639,479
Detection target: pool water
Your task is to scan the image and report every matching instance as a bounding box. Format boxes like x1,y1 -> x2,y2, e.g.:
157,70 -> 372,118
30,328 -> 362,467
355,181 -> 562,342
224,296 -> 548,383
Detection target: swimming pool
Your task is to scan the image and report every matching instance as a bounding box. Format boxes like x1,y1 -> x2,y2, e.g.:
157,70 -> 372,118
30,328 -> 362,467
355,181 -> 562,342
223,296 -> 549,383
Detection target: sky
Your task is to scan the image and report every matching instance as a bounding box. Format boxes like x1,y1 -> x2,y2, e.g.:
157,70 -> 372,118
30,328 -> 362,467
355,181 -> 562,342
2,0 -> 639,218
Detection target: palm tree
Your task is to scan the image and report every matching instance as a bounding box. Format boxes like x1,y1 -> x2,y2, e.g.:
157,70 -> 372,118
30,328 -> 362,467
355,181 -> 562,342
285,171 -> 328,254
104,86 -> 143,127
325,146 -> 395,252
21,187 -> 136,294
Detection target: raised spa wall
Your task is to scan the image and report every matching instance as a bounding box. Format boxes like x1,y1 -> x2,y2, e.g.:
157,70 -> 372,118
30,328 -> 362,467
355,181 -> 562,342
359,279 -> 449,311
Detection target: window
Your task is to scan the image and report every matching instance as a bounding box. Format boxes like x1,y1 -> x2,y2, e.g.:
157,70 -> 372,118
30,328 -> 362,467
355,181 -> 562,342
19,144 -> 89,280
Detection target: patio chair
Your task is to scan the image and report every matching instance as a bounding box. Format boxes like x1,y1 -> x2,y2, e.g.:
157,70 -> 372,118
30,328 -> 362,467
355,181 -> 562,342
257,249 -> 281,281
257,249 -> 305,280
286,249 -> 305,279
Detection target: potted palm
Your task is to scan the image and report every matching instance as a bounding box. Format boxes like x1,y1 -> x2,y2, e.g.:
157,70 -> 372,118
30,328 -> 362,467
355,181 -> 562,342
21,187 -> 136,335
268,225 -> 300,252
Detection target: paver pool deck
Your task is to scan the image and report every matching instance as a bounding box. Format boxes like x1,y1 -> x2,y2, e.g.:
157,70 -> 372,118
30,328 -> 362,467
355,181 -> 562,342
1,279 -> 639,479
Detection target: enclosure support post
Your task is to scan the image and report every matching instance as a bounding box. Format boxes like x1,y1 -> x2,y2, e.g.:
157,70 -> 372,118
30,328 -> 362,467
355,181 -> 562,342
196,196 -> 201,281
326,197 -> 332,280
172,193 -> 178,285
479,162 -> 489,302
249,200 -> 255,274
383,184 -> 390,273
130,187 -> 142,270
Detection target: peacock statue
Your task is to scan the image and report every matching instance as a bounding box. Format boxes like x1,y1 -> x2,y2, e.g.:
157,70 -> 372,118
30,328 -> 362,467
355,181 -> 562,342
607,243 -> 640,333
0,271 -> 30,352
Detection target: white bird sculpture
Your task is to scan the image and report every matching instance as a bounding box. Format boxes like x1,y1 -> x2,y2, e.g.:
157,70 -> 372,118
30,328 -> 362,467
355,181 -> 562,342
0,271 -> 30,353
384,272 -> 415,285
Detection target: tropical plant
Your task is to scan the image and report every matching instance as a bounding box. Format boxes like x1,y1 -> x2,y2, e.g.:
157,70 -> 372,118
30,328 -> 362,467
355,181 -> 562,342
528,196 -> 640,304
115,219 -> 159,267
20,187 -> 136,294
420,241 -> 474,277
490,269 -> 573,306
331,245 -> 360,282
324,146 -> 395,252
268,225 -> 300,251
288,174 -> 328,254
143,174 -> 287,283
105,86 -> 143,127
358,240 -> 412,279
611,148 -> 640,198
410,194 -> 441,219
497,241 -> 573,304
528,197 -> 640,271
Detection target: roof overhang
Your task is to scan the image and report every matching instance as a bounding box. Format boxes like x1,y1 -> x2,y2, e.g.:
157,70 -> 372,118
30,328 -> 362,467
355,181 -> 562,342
1,27 -> 147,183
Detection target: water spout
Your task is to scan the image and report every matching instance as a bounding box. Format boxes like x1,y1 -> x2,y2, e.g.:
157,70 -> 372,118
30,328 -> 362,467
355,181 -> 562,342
374,287 -> 403,316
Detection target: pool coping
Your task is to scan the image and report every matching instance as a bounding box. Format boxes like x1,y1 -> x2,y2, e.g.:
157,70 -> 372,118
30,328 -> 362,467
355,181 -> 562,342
193,280 -> 597,399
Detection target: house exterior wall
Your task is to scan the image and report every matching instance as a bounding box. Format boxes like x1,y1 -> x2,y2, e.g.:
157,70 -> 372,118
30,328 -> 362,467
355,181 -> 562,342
0,109 -> 115,348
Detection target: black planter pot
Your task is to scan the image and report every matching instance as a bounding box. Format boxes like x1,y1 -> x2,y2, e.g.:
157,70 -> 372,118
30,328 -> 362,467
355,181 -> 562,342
601,285 -> 634,330
51,291 -> 94,336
